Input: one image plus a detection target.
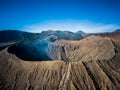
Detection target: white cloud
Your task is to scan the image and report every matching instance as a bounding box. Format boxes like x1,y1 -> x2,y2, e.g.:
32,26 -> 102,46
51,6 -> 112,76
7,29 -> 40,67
22,20 -> 120,33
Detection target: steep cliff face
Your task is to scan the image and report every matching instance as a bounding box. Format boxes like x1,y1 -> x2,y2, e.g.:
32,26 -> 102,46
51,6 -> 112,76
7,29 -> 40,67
53,36 -> 115,61
0,30 -> 120,90
109,30 -> 120,51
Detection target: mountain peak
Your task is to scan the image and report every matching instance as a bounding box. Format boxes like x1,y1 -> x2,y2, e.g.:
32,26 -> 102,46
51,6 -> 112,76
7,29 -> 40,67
76,30 -> 85,34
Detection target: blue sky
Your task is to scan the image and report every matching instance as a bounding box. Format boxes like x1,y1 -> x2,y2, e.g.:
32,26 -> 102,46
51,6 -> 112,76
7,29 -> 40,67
0,0 -> 120,33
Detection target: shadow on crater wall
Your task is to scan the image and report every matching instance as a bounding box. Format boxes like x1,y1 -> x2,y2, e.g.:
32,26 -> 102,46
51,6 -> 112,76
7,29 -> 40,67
8,44 -> 53,61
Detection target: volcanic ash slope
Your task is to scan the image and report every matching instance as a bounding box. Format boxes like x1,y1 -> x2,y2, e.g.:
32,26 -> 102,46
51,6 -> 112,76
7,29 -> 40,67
0,36 -> 120,90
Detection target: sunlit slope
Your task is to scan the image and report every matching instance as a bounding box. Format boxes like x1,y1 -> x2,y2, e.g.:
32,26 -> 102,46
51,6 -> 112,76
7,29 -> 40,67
0,30 -> 120,90
0,47 -> 120,90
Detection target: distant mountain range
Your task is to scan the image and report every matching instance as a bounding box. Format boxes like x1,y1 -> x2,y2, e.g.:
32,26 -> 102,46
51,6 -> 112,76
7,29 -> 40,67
0,30 -> 36,43
0,30 -> 85,43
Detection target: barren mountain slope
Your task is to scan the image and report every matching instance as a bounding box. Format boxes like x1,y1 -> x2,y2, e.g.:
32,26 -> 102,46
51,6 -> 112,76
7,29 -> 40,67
0,32 -> 120,90
53,36 -> 115,61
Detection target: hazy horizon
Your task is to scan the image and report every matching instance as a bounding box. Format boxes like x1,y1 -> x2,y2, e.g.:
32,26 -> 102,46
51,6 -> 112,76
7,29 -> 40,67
0,0 -> 120,33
